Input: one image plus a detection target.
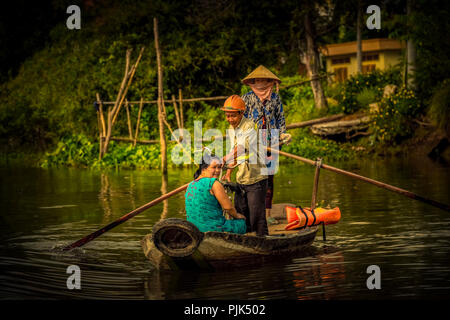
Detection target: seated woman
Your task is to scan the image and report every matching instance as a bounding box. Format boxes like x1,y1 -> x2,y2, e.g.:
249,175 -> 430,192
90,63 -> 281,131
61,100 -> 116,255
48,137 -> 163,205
185,154 -> 247,234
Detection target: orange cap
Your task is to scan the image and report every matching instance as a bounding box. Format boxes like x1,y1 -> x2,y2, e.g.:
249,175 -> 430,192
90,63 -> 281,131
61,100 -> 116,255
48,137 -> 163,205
221,95 -> 245,112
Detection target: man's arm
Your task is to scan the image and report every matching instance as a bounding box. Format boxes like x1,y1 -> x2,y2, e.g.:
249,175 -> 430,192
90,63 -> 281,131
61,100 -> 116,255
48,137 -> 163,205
222,144 -> 245,166
221,167 -> 233,182
221,122 -> 257,180
221,145 -> 243,181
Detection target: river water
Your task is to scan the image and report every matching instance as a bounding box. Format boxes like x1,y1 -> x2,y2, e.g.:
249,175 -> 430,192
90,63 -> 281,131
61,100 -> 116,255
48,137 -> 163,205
0,155 -> 449,300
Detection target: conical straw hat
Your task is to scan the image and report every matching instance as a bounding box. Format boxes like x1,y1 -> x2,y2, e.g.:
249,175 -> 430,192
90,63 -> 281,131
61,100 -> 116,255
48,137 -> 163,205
242,65 -> 281,85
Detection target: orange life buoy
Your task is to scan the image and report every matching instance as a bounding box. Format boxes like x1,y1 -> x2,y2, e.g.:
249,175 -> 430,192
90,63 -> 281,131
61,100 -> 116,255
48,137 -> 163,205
284,206 -> 341,231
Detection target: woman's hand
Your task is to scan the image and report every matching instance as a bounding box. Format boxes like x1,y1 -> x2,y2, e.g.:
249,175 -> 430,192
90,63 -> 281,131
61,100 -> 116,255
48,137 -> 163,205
221,170 -> 232,182
212,181 -> 245,220
235,213 -> 246,220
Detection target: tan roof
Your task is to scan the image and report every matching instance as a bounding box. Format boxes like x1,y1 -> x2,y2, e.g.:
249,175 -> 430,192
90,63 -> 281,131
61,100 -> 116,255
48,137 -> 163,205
321,38 -> 405,57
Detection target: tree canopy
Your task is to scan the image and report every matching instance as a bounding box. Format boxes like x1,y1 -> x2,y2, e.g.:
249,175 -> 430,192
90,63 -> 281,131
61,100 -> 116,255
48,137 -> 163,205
0,0 -> 448,152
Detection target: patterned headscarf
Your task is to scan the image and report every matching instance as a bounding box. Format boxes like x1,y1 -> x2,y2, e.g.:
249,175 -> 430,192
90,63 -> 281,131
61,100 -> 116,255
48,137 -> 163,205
248,80 -> 275,102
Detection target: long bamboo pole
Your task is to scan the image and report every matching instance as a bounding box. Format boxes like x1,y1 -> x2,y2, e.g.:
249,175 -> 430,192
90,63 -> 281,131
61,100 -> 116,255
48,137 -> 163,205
105,107 -> 112,156
154,17 -> 167,174
310,158 -> 322,210
111,137 -> 158,144
172,95 -> 181,129
96,93 -> 106,138
160,174 -> 169,221
111,47 -> 145,126
96,105 -> 102,160
96,93 -> 106,159
112,49 -> 132,115
98,76 -> 335,107
181,96 -> 228,102
134,97 -> 144,147
286,114 -> 345,129
179,88 -> 184,129
310,158 -> 326,240
110,137 -> 180,145
102,51 -> 132,156
99,95 -> 227,105
270,148 -> 450,212
279,74 -> 331,90
62,183 -> 189,251
125,100 -> 133,142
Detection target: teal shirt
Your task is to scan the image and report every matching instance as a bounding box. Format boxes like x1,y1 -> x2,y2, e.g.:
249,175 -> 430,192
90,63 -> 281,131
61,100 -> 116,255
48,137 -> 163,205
185,177 -> 246,234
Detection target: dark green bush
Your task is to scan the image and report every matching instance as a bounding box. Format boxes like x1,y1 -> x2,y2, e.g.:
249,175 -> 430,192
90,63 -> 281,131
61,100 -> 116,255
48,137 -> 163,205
427,79 -> 450,134
334,68 -> 402,114
370,86 -> 420,144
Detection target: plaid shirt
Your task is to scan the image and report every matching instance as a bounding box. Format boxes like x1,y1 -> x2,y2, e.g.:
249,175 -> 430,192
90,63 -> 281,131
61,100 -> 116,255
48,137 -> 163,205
241,91 -> 286,138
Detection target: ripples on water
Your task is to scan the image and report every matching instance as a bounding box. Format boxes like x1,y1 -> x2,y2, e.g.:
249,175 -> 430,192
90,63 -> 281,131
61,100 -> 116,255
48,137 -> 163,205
0,156 -> 449,299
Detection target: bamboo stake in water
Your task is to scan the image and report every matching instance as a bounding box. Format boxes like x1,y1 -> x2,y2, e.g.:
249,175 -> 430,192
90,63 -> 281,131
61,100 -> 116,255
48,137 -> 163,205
125,99 -> 133,142
179,88 -> 184,129
310,158 -> 322,210
112,47 -> 145,126
154,17 -> 167,174
310,158 -> 326,240
103,50 -> 131,156
134,97 -> 144,147
172,95 -> 181,130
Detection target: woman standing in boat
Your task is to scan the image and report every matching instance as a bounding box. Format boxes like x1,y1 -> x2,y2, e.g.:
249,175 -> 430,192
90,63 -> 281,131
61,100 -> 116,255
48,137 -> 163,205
185,154 -> 247,234
241,65 -> 291,225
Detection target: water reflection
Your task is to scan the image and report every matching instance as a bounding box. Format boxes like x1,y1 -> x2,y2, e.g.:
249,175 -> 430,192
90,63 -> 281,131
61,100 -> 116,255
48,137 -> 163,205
290,251 -> 347,300
99,173 -> 112,222
142,247 -> 349,300
160,173 -> 169,221
0,156 -> 449,299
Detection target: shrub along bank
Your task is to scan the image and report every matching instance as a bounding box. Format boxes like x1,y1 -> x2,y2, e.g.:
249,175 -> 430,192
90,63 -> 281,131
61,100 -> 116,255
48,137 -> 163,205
38,69 -> 423,169
35,73 -> 356,169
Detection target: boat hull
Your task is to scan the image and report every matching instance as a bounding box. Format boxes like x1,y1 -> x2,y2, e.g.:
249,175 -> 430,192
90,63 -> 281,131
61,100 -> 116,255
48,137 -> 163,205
141,226 -> 318,270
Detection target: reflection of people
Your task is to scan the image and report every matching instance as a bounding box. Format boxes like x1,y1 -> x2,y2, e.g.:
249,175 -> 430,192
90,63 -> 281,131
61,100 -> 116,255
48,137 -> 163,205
221,95 -> 269,236
185,154 -> 246,234
241,65 -> 290,225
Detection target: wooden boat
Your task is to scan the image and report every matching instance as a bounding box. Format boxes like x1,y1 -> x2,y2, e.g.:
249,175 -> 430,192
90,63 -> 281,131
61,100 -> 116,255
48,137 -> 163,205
141,203 -> 319,270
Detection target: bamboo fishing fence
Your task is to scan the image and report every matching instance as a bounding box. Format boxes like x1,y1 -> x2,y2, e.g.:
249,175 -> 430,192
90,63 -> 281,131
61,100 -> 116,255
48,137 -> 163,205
93,17 -> 335,171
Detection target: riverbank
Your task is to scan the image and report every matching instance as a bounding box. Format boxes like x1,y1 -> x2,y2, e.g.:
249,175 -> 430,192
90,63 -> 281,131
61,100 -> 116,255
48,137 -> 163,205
1,70 -> 446,170
2,124 -> 447,170
362,125 -> 450,161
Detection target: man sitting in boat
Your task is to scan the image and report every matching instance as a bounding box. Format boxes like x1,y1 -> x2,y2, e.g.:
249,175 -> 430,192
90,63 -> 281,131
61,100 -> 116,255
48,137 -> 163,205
185,153 -> 247,234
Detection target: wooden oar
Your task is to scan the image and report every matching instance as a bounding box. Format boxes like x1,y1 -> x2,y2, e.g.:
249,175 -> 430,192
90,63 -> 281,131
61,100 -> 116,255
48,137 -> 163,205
62,183 -> 189,251
269,148 -> 450,212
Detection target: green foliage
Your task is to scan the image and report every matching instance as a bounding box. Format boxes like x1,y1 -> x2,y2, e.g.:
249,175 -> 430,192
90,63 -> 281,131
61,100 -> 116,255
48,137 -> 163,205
275,76 -> 353,162
101,143 -> 161,170
334,69 -> 402,114
427,79 -> 450,134
386,0 -> 450,102
185,102 -> 229,133
283,129 -> 353,162
0,0 -> 302,153
41,134 -> 163,169
356,88 -> 378,108
42,134 -> 98,168
0,34 -> 105,150
370,86 -> 420,144
277,75 -> 318,123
